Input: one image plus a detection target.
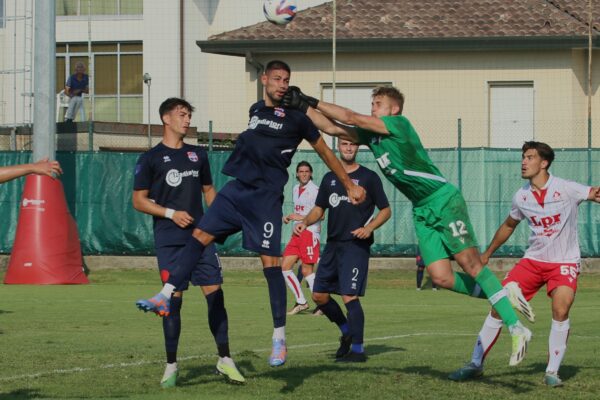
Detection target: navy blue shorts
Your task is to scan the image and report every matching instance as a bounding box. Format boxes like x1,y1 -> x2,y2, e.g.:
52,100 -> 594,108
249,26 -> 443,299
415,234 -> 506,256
313,240 -> 371,297
156,243 -> 223,290
198,179 -> 283,256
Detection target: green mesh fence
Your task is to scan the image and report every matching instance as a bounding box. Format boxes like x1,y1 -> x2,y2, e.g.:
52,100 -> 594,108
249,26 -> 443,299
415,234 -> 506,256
1,149 -> 598,256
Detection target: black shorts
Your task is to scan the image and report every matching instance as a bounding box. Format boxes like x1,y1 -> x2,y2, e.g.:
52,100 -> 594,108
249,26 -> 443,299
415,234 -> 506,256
198,179 -> 283,256
313,240 -> 370,296
156,243 -> 222,290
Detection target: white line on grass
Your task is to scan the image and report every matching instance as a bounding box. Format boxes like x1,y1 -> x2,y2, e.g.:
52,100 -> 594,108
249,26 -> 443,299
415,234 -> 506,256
1,331 -> 599,382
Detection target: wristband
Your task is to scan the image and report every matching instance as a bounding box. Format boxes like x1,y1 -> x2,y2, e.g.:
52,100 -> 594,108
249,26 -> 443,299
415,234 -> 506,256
164,208 -> 175,220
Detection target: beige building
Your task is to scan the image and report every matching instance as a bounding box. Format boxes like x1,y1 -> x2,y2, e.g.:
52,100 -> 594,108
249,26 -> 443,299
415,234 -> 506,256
198,0 -> 600,149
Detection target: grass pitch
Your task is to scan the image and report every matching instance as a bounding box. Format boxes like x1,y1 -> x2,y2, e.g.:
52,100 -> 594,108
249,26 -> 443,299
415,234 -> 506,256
1,267 -> 599,399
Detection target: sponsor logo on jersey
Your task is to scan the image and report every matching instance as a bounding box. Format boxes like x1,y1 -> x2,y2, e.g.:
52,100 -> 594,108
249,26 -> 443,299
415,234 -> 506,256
135,164 -> 141,175
329,193 -> 350,208
248,115 -> 284,131
351,179 -> 359,185
330,179 -> 336,186
163,156 -> 171,163
187,151 -> 198,162
370,136 -> 381,145
295,205 -> 305,212
274,107 -> 286,118
530,213 -> 562,237
261,239 -> 271,249
165,169 -> 199,187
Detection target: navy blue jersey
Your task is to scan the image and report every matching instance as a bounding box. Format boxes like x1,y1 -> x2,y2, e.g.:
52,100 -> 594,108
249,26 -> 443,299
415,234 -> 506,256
133,142 -> 212,247
222,100 -> 321,192
316,165 -> 389,245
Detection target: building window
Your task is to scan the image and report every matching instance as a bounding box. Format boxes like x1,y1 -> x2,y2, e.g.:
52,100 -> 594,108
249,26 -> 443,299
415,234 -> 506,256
56,0 -> 142,16
57,42 -> 143,123
488,82 -> 534,148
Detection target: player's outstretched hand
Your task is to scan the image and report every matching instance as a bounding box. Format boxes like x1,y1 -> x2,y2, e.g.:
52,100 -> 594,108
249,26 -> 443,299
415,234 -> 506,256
348,184 -> 367,205
282,86 -> 319,113
172,210 -> 194,228
293,222 -> 307,236
32,158 -> 63,178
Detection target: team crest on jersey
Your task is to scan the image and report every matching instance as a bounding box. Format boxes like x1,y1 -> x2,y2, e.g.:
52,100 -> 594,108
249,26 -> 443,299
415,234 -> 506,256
187,152 -> 198,162
274,107 -> 286,118
553,191 -> 561,200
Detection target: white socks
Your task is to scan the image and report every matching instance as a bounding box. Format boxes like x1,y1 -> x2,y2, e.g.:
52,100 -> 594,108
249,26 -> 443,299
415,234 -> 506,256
161,362 -> 178,382
160,283 -> 176,298
471,313 -> 503,367
282,270 -> 307,305
305,273 -> 315,292
547,318 -> 570,373
273,326 -> 286,341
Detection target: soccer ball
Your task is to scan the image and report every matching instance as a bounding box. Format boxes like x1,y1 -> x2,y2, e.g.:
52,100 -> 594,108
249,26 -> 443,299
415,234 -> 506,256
263,0 -> 297,25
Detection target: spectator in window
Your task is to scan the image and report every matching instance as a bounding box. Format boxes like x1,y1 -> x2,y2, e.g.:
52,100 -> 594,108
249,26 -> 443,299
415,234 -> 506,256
64,62 -> 89,122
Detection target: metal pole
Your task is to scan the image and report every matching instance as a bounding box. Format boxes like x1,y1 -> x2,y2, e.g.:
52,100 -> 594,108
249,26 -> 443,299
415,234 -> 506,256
147,82 -> 151,148
11,0 -> 17,150
587,0 -> 593,255
331,0 -> 336,149
32,0 -> 56,161
208,120 -> 213,152
457,118 -> 462,191
88,0 -> 94,121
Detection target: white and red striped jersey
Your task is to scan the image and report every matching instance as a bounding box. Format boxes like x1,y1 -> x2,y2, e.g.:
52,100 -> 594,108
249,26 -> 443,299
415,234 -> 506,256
292,180 -> 321,234
510,175 -> 590,263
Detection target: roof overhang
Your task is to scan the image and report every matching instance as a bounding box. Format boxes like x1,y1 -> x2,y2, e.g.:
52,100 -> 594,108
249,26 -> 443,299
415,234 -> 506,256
198,36 -> 600,57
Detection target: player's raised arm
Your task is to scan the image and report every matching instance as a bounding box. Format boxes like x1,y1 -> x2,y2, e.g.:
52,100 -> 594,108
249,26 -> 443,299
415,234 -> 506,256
316,100 -> 390,135
305,107 -> 360,143
283,86 -> 389,135
309,136 -> 366,205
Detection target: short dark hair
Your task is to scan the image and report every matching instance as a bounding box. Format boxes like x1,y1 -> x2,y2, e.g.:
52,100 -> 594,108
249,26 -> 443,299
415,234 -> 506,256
265,60 -> 291,75
522,141 -> 555,169
159,98 -> 194,124
296,160 -> 313,173
372,86 -> 404,114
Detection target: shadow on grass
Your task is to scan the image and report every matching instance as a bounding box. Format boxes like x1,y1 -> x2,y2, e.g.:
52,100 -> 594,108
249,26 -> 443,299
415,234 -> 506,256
0,310 -> 13,315
0,389 -> 42,400
436,362 -> 582,394
178,357 -> 259,387
256,344 -> 405,393
174,345 -> 405,392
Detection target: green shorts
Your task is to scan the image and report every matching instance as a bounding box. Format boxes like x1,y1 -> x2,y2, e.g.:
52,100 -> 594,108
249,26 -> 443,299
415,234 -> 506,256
413,184 -> 478,266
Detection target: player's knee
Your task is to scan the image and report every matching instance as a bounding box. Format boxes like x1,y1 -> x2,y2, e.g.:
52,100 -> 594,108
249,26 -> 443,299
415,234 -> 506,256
552,306 -> 570,321
312,292 -> 328,305
431,275 -> 451,289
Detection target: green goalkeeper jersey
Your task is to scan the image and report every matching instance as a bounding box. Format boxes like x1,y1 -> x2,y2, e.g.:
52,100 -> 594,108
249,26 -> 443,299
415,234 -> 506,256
356,115 -> 446,204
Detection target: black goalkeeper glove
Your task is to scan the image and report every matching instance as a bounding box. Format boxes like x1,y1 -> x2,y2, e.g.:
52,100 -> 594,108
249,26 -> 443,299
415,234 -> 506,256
282,86 -> 319,113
